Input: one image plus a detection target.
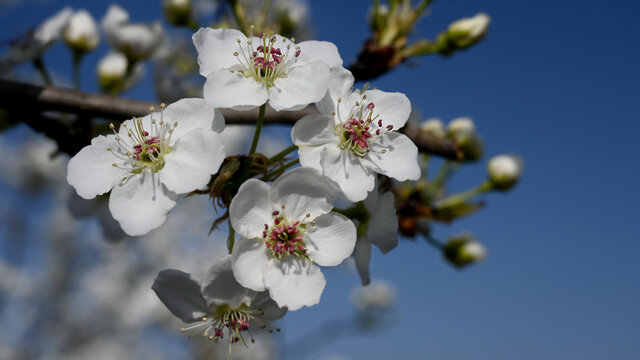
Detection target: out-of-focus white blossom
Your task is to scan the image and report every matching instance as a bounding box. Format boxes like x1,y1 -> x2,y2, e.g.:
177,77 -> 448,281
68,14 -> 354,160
421,118 -> 446,138
102,4 -> 165,61
64,10 -> 100,53
448,13 -> 491,45
350,281 -> 395,311
487,154 -> 524,191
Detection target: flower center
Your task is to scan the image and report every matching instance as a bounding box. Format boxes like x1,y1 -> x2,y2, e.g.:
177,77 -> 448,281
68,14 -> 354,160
334,98 -> 393,158
107,105 -> 176,178
232,27 -> 301,88
262,209 -> 310,259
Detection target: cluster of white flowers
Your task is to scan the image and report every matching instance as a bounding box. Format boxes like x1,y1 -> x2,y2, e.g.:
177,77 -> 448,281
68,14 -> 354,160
66,25 -> 421,350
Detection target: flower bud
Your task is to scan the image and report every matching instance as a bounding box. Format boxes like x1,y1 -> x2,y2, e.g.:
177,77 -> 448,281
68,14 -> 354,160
447,117 -> 475,136
420,118 -> 446,138
97,52 -> 127,93
64,10 -> 100,53
443,232 -> 488,268
163,0 -> 192,27
447,117 -> 482,161
447,13 -> 491,48
102,5 -> 164,62
487,154 -> 523,191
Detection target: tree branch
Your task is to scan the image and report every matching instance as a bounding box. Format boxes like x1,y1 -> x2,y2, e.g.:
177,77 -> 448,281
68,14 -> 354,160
0,79 -> 460,159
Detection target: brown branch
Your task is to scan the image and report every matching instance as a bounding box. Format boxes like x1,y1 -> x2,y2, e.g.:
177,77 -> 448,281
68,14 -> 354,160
0,79 -> 460,159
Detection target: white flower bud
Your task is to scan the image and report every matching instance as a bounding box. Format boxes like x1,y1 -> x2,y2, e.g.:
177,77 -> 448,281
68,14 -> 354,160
487,154 -> 524,190
350,281 -> 395,311
163,0 -> 192,27
420,118 -> 446,138
443,232 -> 488,268
97,52 -> 127,93
64,10 -> 100,53
102,5 -> 164,61
448,12 -> 491,44
447,117 -> 475,136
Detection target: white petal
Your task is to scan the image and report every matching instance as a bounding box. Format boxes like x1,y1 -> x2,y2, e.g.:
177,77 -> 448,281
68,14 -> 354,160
231,238 -> 272,292
229,179 -> 273,239
163,98 -> 225,136
296,40 -> 343,68
298,146 -> 325,171
204,69 -> 268,110
192,27 -> 247,76
270,167 -> 334,221
67,135 -> 124,199
152,269 -> 209,323
108,172 -> 178,236
305,213 -> 357,266
363,90 -> 412,130
263,257 -> 326,311
269,62 -> 331,111
291,114 -> 335,146
316,67 -> 355,115
367,191 -> 398,254
353,237 -> 372,286
367,132 -> 421,181
202,255 -> 254,308
251,292 -> 287,323
159,130 -> 225,194
320,145 -> 375,202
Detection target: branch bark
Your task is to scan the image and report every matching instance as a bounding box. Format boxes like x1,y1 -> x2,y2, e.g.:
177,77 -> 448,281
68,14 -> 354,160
0,79 -> 460,159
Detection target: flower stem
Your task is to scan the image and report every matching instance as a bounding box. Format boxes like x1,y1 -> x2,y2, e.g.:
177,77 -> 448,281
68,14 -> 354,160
426,160 -> 454,199
268,144 -> 297,165
264,158 -> 299,180
72,51 -> 84,90
32,56 -> 52,86
423,234 -> 444,250
227,217 -> 235,254
249,104 -> 266,156
226,0 -> 250,35
434,180 -> 493,209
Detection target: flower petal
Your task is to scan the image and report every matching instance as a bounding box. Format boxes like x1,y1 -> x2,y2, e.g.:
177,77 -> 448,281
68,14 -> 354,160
269,62 -> 331,111
296,40 -> 343,68
270,167 -> 334,222
367,132 -> 421,181
204,69 -> 268,110
305,213 -> 357,266
316,67 -> 355,116
251,292 -> 287,323
320,144 -> 375,202
366,191 -> 398,253
152,269 -> 209,323
353,237 -> 372,286
192,27 -> 247,76
67,135 -> 125,199
362,90 -> 412,130
202,255 -> 254,308
298,145 -> 325,171
108,172 -> 178,236
291,114 -> 335,146
263,257 -> 325,311
163,98 -> 225,136
231,237 -> 271,292
229,179 -> 273,239
160,129 -> 225,194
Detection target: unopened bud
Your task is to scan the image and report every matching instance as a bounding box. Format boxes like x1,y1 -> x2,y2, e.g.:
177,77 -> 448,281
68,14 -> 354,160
447,117 -> 475,136
163,0 -> 192,27
420,118 -> 446,138
443,232 -> 488,268
97,52 -> 127,94
447,117 -> 482,161
447,13 -> 491,48
64,10 -> 100,53
487,154 -> 523,191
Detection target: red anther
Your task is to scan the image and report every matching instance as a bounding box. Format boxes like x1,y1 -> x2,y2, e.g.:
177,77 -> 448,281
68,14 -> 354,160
295,49 -> 301,57
274,218 -> 280,225
376,129 -> 380,135
363,131 -> 371,138
259,32 -> 264,38
367,103 -> 375,110
378,119 -> 383,127
275,48 -> 282,55
257,45 -> 264,52
272,210 -> 280,216
263,231 -> 267,238
270,36 -> 276,43
386,125 -> 393,131
143,131 -> 149,136
252,51 -> 257,57
215,328 -> 224,338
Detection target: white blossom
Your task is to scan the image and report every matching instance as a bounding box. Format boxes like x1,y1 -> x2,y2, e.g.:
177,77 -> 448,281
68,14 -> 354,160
102,4 -> 164,61
96,51 -> 144,93
353,188 -> 398,286
292,69 -> 421,202
229,167 -> 357,310
487,154 -> 523,190
64,10 -> 100,53
152,255 -> 286,346
67,99 -> 225,236
192,27 -> 343,111
449,13 -> 491,40
0,7 -> 72,69
350,280 -> 395,311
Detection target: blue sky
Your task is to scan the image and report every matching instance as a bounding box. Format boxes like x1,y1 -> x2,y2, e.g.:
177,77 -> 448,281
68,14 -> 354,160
1,0 -> 639,359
